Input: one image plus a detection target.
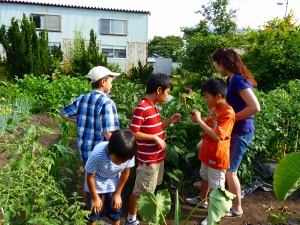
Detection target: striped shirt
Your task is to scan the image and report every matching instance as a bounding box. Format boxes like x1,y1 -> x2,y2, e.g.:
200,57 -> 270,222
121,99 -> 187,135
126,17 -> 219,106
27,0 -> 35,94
130,98 -> 165,165
60,90 -> 120,161
85,142 -> 135,194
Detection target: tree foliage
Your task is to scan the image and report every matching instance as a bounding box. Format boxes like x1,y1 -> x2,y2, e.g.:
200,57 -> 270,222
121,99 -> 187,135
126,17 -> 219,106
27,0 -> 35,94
148,35 -> 184,62
182,0 -> 237,37
182,34 -> 228,76
242,13 -> 300,91
0,14 -> 52,79
65,27 -> 108,76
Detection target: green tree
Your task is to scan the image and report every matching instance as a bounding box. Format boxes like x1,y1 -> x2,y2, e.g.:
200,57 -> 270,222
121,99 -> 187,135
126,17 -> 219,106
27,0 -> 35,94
0,14 -> 52,79
87,29 -> 107,68
148,35 -> 184,62
39,31 -> 52,75
65,27 -> 108,76
182,34 -> 228,75
30,15 -> 42,76
242,13 -> 300,91
182,0 -> 237,37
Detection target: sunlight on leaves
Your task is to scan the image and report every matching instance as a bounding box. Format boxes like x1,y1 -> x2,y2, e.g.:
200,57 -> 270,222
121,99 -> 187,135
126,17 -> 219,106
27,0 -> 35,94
207,188 -> 236,225
273,152 -> 300,201
138,190 -> 171,225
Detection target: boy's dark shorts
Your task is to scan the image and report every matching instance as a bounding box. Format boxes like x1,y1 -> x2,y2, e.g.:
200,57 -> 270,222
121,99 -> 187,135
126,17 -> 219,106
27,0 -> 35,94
86,191 -> 122,222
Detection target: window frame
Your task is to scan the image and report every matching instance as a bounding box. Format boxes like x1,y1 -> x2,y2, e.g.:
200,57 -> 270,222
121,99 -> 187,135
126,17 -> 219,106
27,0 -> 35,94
101,45 -> 127,59
100,19 -> 127,36
31,13 -> 61,32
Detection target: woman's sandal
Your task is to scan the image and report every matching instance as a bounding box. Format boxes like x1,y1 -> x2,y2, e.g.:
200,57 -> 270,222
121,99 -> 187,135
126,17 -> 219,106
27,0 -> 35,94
223,209 -> 243,218
193,181 -> 202,189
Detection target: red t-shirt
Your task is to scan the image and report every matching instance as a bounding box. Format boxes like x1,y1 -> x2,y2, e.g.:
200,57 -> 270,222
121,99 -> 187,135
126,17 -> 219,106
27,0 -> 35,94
199,105 -> 235,170
130,98 -> 165,165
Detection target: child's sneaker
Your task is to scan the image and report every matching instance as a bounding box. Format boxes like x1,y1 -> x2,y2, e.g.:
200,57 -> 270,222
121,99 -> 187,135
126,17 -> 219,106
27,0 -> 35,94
185,196 -> 208,208
123,219 -> 140,225
201,217 -> 207,225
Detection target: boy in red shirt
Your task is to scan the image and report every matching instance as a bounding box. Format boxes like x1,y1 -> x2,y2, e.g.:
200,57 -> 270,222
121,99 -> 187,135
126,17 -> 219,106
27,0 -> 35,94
124,73 -> 181,225
187,77 -> 235,225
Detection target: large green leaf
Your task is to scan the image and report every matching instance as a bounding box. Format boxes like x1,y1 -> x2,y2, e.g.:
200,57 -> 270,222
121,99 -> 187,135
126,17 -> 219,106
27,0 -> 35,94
273,152 -> 300,201
207,188 -> 236,225
137,190 -> 171,225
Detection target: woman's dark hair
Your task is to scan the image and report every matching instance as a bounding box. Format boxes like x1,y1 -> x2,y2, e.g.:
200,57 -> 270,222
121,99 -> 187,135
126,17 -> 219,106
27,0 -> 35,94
212,48 -> 257,87
107,129 -> 137,162
146,73 -> 173,94
201,77 -> 227,98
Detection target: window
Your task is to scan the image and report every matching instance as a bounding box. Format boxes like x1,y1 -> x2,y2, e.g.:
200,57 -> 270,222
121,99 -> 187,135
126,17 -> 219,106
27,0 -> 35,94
48,42 -> 61,56
102,46 -> 126,59
100,19 -> 127,35
31,14 -> 61,32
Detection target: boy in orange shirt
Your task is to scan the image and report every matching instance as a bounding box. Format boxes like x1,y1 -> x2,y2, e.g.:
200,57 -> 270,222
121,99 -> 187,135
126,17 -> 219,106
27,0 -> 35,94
187,77 -> 235,225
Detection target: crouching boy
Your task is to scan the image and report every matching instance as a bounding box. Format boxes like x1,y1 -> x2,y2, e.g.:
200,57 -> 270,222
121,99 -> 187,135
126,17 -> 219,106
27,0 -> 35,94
85,130 -> 137,225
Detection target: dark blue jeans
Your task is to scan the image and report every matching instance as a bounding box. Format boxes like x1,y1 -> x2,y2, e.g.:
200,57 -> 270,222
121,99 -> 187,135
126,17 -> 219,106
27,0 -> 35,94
228,131 -> 254,172
86,191 -> 122,222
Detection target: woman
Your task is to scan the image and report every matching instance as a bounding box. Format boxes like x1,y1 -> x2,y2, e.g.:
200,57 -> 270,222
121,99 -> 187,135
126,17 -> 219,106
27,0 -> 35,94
211,47 -> 260,218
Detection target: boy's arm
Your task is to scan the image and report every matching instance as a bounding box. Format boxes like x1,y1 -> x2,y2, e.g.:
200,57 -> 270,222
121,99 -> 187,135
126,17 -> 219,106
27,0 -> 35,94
162,113 -> 181,128
59,112 -> 77,124
111,168 -> 130,210
133,131 -> 166,150
86,173 -> 102,213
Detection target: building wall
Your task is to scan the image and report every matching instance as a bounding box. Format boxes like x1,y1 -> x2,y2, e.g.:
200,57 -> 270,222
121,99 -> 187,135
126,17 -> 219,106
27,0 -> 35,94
0,2 -> 149,73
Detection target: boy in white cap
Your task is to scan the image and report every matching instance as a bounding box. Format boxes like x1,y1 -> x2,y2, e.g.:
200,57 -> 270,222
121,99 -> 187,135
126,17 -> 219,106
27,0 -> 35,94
60,66 -> 121,208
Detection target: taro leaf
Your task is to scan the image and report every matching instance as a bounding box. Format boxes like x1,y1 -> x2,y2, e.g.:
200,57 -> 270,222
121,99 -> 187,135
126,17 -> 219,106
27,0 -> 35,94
273,152 -> 300,201
207,188 -> 236,225
137,190 -> 171,225
165,169 -> 184,184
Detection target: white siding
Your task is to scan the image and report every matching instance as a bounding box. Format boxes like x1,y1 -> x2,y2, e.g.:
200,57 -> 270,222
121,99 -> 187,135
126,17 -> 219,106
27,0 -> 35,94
0,3 -> 149,73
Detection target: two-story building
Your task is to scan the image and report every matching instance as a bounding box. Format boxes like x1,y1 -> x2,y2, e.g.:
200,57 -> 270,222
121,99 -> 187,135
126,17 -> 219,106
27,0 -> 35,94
0,0 -> 150,74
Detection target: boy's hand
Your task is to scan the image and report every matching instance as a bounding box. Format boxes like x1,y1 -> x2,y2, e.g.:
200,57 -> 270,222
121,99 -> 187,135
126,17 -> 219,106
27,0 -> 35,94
169,113 -> 181,124
91,195 -> 102,214
191,110 -> 201,123
111,193 -> 122,211
153,135 -> 166,150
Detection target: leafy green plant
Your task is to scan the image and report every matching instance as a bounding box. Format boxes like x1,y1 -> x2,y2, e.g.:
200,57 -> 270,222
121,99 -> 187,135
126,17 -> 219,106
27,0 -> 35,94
138,188 -> 235,225
0,124 -> 88,224
127,60 -> 154,85
267,152 -> 300,224
0,96 -> 31,134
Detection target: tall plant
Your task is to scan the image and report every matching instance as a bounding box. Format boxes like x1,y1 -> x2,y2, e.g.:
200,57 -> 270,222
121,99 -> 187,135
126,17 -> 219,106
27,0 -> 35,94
0,14 -> 52,79
65,27 -> 109,76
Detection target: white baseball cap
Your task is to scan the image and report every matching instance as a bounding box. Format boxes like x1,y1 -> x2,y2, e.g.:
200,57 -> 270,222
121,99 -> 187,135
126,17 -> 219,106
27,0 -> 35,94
87,66 -> 120,83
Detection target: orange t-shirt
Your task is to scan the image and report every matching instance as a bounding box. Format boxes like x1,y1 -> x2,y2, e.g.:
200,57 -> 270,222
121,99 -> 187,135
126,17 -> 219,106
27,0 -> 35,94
199,105 -> 235,170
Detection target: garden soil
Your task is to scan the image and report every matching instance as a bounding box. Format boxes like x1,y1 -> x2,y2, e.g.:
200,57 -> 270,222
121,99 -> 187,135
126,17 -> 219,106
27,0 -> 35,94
4,113 -> 298,225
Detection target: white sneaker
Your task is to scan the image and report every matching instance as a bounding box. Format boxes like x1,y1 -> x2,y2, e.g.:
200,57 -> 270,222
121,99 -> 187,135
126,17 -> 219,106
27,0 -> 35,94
201,218 -> 207,225
185,196 -> 208,208
123,219 -> 140,225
